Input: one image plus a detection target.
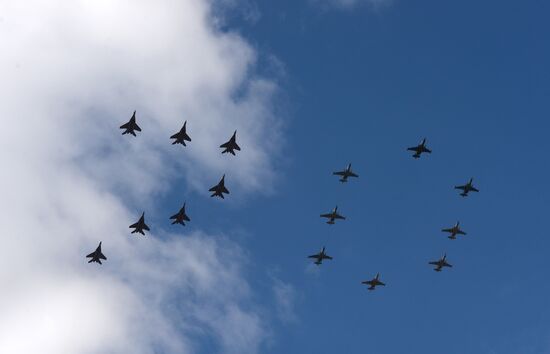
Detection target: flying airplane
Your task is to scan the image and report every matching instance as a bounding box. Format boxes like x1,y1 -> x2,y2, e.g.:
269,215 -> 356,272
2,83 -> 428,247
332,163 -> 359,183
220,131 -> 241,155
362,273 -> 385,291
170,121 -> 192,146
308,247 -> 333,265
407,138 -> 432,159
454,178 -> 479,197
119,111 -> 141,136
320,206 -> 346,225
441,221 -> 467,240
86,242 -> 107,264
170,202 -> 191,226
129,212 -> 150,235
209,174 -> 229,198
429,254 -> 453,272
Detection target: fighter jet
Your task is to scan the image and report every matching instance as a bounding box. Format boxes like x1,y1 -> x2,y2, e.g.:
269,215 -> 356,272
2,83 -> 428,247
209,174 -> 229,199
320,206 -> 346,225
332,163 -> 359,183
220,131 -> 241,155
407,138 -> 432,159
129,212 -> 150,235
86,242 -> 107,265
170,202 -> 191,226
119,111 -> 141,136
454,178 -> 479,197
170,121 -> 192,146
429,254 -> 453,272
441,221 -> 467,240
308,247 -> 333,265
361,273 -> 385,291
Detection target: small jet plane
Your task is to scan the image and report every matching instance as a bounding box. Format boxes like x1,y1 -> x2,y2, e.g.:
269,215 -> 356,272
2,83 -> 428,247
429,254 -> 453,272
129,212 -> 150,235
86,242 -> 107,265
209,174 -> 229,198
362,273 -> 385,291
170,202 -> 191,226
120,111 -> 141,136
308,247 -> 333,265
441,221 -> 467,240
454,178 -> 479,197
407,138 -> 432,159
170,121 -> 192,146
320,206 -> 346,225
220,131 -> 241,155
332,163 -> 359,183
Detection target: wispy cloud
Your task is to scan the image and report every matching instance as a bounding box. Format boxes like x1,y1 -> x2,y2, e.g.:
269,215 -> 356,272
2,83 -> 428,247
0,0 -> 284,353
272,277 -> 298,323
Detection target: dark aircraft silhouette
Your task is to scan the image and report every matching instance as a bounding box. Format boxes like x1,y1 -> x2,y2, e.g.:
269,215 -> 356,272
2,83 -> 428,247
442,221 -> 467,240
220,131 -> 241,155
455,178 -> 479,197
86,242 -> 107,264
332,163 -> 359,183
209,174 -> 229,198
170,121 -> 192,146
362,273 -> 385,291
308,247 -> 333,265
429,254 -> 453,272
407,138 -> 432,159
320,206 -> 346,225
170,203 -> 190,226
129,212 -> 150,235
119,111 -> 141,136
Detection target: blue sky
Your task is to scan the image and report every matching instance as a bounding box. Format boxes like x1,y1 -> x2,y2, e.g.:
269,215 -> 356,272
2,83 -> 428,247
2,1 -> 550,353
204,1 -> 550,353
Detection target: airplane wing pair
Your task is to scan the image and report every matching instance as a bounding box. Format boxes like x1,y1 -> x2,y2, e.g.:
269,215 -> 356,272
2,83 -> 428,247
209,185 -> 230,194
129,221 -> 150,231
86,251 -> 107,260
320,212 -> 345,219
120,121 -> 141,131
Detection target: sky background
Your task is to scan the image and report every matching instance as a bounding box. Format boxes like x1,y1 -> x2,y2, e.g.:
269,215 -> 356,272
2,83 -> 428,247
2,0 -> 550,354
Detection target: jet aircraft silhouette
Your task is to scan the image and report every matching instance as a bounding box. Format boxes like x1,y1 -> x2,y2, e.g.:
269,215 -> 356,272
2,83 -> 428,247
130,212 -> 150,235
119,111 -> 141,136
220,131 -> 240,155
170,121 -> 192,146
170,203 -> 191,226
442,221 -> 467,240
308,247 -> 333,265
86,242 -> 107,264
209,174 -> 229,198
362,273 -> 385,291
407,138 -> 432,159
429,254 -> 453,272
332,163 -> 358,183
455,178 -> 479,197
320,206 -> 346,225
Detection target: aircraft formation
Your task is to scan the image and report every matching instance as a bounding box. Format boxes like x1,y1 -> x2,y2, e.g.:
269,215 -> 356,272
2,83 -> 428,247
89,116 -> 481,293
307,138 -> 480,290
86,111 -> 242,262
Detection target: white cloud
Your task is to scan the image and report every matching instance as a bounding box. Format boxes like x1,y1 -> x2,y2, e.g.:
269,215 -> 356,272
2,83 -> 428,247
272,277 -> 298,323
0,0 -> 284,353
